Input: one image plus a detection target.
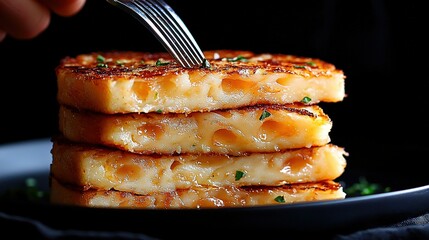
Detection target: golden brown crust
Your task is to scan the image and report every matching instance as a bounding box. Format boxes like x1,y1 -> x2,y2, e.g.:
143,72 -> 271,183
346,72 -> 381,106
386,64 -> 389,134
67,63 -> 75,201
50,177 -> 346,209
51,49 -> 348,210
56,50 -> 346,114
57,50 -> 342,79
50,139 -> 347,195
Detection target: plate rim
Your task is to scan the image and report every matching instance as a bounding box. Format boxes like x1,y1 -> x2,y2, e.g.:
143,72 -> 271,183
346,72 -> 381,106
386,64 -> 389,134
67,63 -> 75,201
1,138 -> 429,238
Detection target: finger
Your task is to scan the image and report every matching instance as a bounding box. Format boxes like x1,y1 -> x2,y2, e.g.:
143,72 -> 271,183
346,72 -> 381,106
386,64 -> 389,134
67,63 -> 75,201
0,0 -> 50,39
39,0 -> 86,17
0,30 -> 6,42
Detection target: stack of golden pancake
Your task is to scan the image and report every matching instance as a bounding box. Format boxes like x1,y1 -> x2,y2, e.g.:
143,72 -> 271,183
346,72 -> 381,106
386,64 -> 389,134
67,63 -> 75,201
49,50 -> 348,208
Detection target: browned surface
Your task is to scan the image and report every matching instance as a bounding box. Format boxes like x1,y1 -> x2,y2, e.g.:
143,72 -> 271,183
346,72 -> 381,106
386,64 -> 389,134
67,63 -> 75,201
50,139 -> 347,195
56,50 -> 346,114
57,50 -> 342,79
50,177 -> 345,209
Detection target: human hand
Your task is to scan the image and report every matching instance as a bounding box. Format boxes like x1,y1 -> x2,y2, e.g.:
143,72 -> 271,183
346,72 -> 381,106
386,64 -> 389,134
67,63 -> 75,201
0,0 -> 86,42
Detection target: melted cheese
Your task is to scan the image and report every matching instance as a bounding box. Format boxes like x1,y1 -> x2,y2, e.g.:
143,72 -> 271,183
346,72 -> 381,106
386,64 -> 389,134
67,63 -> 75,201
58,104 -> 332,155
51,140 -> 347,195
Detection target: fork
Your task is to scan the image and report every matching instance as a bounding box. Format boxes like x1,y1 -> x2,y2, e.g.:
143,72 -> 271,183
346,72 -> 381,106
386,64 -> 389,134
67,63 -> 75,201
106,0 -> 206,68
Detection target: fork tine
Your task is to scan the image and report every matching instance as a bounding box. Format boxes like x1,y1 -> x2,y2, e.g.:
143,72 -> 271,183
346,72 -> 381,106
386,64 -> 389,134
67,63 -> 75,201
137,0 -> 204,67
106,0 -> 206,68
133,1 -> 197,67
131,1 -> 192,67
149,0 -> 205,65
106,0 -> 188,67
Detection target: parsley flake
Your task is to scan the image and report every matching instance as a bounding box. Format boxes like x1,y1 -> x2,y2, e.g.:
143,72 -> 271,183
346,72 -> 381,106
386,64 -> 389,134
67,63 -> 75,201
156,59 -> 169,66
97,63 -> 108,68
301,96 -> 312,104
293,65 -> 306,69
155,109 -> 163,113
259,110 -> 271,121
235,170 -> 245,181
226,55 -> 247,62
306,61 -> 316,67
96,55 -> 105,63
344,177 -> 390,197
0,177 -> 48,202
274,195 -> 285,203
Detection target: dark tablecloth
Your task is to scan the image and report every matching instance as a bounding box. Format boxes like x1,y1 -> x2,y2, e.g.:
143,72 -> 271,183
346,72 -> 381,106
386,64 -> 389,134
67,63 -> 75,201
334,212 -> 429,240
1,210 -> 429,239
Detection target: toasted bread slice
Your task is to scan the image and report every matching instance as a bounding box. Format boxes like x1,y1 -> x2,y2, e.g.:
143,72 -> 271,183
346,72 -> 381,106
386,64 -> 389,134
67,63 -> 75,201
50,139 -> 347,195
56,50 -> 345,114
50,177 -> 346,209
59,104 -> 332,155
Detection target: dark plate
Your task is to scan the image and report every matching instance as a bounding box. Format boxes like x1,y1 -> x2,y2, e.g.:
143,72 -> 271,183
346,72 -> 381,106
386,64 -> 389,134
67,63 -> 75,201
1,138 -> 428,239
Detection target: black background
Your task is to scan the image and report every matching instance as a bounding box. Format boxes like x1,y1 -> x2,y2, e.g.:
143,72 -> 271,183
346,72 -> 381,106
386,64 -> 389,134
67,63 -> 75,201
0,1 -> 428,188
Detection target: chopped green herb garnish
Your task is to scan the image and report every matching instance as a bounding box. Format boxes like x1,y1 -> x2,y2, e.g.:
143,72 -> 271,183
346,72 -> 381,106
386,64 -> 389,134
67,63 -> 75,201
293,65 -> 306,69
155,109 -> 163,113
306,61 -> 316,67
26,178 -> 37,187
301,96 -> 311,104
235,170 -> 245,181
344,177 -> 390,197
274,195 -> 285,203
97,63 -> 108,68
156,59 -> 169,66
259,110 -> 271,121
226,55 -> 248,62
0,177 -> 48,203
96,55 -> 105,63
